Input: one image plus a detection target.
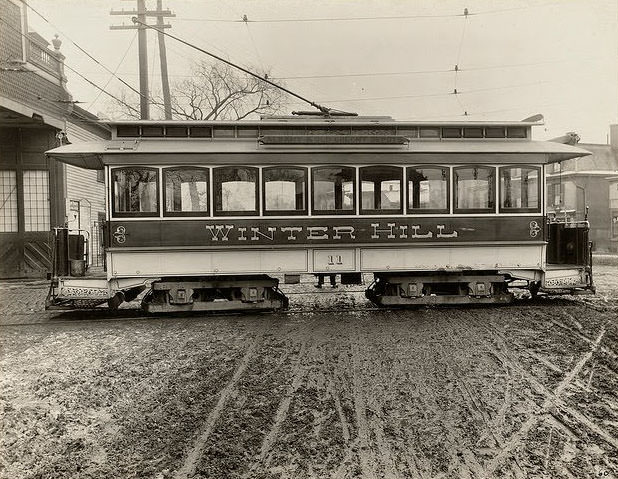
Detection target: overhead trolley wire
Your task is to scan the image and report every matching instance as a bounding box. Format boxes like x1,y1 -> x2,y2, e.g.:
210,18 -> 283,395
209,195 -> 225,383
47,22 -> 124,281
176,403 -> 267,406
286,79 -> 553,105
174,3 -> 558,24
177,12 -> 461,23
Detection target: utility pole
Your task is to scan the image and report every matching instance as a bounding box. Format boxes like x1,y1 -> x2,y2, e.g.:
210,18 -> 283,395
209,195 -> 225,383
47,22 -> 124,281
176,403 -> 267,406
110,0 -> 174,120
157,0 -> 173,119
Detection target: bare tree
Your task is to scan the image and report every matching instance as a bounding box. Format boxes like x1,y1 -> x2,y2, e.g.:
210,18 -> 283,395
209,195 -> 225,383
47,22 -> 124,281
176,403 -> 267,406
107,61 -> 286,120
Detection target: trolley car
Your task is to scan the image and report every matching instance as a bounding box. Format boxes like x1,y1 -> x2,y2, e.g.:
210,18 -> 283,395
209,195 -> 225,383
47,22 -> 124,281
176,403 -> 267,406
45,115 -> 594,312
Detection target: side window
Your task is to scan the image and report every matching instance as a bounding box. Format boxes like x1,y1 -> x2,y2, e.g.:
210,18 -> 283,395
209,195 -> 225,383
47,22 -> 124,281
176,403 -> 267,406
407,166 -> 449,213
312,166 -> 355,215
263,166 -> 307,215
112,167 -> 159,217
360,166 -> 403,214
454,166 -> 495,213
164,167 -> 209,216
23,170 -> 50,231
0,170 -> 18,232
213,166 -> 258,216
500,166 -> 540,212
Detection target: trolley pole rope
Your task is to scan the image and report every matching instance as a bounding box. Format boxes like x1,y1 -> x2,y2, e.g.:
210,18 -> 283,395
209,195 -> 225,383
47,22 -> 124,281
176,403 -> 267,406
131,16 -> 355,116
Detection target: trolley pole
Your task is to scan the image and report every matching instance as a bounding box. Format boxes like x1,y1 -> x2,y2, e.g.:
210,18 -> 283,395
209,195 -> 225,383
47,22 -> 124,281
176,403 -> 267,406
110,0 -> 174,120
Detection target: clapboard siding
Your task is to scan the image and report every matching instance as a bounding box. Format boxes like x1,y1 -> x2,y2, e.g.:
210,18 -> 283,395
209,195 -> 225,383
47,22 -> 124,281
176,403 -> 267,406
65,165 -> 105,212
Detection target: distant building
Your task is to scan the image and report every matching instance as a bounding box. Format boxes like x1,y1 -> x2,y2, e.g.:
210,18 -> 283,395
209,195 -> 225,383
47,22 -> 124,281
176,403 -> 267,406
546,125 -> 618,252
0,0 -> 110,278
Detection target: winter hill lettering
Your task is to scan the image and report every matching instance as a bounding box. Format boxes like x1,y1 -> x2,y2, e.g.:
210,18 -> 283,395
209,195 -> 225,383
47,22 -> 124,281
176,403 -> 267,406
205,223 -> 458,242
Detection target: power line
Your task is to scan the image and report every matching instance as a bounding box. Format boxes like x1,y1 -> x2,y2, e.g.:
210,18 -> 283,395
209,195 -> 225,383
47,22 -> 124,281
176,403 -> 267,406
88,31 -> 138,111
176,13 -> 461,23
173,4 -> 558,24
74,56 -> 594,81
293,79 -> 552,105
20,0 -> 166,116
131,16 -> 353,115
62,63 -> 140,115
274,68 -> 452,80
0,17 -> 140,116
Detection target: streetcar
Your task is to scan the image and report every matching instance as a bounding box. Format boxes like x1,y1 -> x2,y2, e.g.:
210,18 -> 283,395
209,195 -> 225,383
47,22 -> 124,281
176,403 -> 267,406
44,114 -> 594,312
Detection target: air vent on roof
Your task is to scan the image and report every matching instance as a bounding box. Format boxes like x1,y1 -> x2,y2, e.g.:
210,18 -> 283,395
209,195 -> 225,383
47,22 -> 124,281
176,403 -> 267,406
463,127 -> 483,138
141,126 -> 164,137
189,127 -> 212,138
485,127 -> 506,138
116,126 -> 140,137
442,128 -> 462,138
507,127 -> 527,138
166,126 -> 188,137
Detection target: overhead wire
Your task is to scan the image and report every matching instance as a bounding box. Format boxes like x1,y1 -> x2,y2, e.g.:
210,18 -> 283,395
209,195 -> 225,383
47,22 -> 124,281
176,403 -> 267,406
75,56 -> 594,81
19,0 -> 167,116
173,3 -> 558,23
19,1 -> 591,120
131,16 -> 353,115
284,79 -> 554,105
0,17 -> 141,116
88,31 -> 137,111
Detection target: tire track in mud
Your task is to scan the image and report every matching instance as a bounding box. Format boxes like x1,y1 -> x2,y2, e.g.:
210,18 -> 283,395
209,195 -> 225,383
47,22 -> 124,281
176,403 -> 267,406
548,316 -> 618,361
174,335 -> 262,479
473,309 -> 618,477
255,340 -> 312,469
428,312 -> 504,479
444,308 -> 618,477
349,334 -> 378,479
484,314 -> 618,445
482,327 -> 610,477
486,332 -> 618,450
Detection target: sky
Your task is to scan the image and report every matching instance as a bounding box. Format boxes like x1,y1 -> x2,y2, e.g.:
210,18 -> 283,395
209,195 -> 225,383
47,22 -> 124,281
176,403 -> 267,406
24,0 -> 618,143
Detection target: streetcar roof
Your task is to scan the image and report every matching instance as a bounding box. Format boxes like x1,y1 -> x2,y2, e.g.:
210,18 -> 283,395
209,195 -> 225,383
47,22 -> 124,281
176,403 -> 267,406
46,138 -> 591,170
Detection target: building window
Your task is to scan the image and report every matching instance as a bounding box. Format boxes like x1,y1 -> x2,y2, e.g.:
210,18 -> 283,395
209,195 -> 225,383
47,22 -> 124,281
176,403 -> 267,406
407,167 -> 449,213
499,166 -> 540,212
164,167 -> 209,216
111,167 -> 159,216
312,166 -> 355,215
360,166 -> 403,214
454,166 -> 495,213
213,166 -> 258,216
23,170 -> 50,231
0,170 -> 18,233
263,166 -> 307,215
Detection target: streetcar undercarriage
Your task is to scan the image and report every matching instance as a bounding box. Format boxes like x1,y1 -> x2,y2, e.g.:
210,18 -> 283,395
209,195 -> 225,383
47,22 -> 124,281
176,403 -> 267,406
45,264 -> 594,312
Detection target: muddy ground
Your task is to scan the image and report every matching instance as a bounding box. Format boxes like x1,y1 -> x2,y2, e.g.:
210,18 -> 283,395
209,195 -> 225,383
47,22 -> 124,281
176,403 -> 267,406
0,266 -> 617,479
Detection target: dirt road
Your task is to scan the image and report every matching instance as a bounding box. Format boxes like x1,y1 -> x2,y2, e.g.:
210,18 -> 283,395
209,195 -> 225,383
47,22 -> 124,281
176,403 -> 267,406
1,266 -> 617,478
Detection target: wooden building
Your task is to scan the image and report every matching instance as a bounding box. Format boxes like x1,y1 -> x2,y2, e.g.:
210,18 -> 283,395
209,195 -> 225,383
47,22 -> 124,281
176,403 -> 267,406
0,0 -> 110,278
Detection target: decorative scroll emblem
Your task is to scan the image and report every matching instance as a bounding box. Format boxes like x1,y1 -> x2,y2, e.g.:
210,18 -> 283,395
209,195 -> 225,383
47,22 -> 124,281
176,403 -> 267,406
113,225 -> 126,244
529,221 -> 541,238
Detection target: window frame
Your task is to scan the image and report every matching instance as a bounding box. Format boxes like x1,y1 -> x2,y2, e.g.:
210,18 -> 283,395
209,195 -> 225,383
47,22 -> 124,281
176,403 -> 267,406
213,166 -> 259,217
311,165 -> 357,216
405,165 -> 450,214
110,166 -> 160,218
453,165 -> 496,214
499,165 -> 541,213
262,166 -> 308,216
0,169 -> 19,233
162,166 -> 210,217
359,165 -> 404,215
